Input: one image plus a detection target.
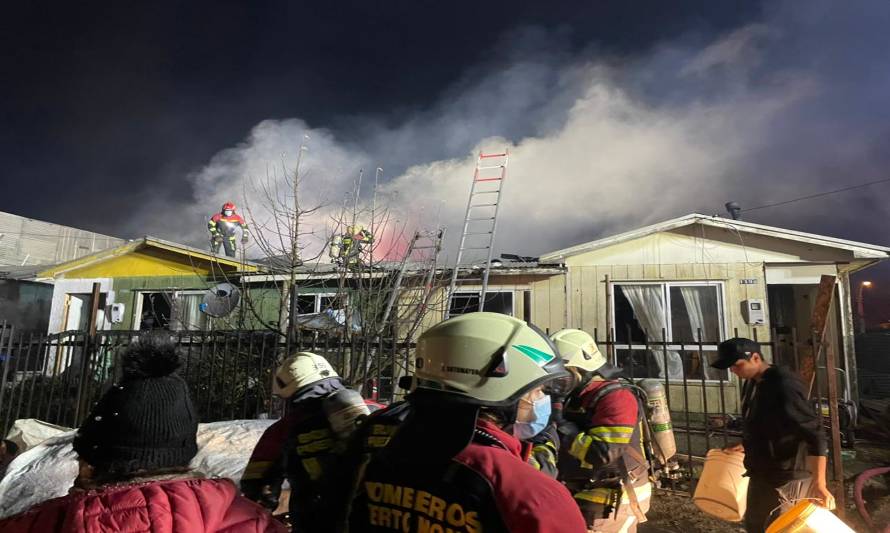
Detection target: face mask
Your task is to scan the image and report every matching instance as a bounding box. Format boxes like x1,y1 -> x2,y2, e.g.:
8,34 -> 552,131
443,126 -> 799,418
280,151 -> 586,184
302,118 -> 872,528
223,210 -> 233,216
513,394 -> 551,440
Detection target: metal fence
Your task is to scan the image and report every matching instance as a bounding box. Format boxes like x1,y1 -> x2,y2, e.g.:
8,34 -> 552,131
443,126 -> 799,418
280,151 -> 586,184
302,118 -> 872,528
0,323 -> 412,436
0,321 -> 847,497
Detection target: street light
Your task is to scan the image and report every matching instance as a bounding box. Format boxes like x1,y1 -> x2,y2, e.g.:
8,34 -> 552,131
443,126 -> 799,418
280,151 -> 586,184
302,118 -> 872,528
857,281 -> 873,333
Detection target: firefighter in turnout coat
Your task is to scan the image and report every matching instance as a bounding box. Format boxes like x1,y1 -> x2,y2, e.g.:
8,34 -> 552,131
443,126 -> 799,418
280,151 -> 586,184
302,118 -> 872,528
241,352 -> 370,533
346,312 -> 587,533
208,201 -> 249,257
552,329 -> 652,533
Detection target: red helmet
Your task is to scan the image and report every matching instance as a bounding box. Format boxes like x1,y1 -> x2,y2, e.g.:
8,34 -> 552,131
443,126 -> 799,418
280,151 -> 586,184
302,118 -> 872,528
222,202 -> 236,212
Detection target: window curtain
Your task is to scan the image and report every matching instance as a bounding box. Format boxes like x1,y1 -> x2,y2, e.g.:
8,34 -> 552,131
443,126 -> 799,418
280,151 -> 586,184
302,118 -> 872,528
679,286 -> 709,379
621,285 -> 684,379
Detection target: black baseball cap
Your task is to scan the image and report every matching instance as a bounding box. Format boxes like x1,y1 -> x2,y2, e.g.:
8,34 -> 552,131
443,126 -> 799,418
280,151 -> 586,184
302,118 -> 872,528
711,338 -> 762,369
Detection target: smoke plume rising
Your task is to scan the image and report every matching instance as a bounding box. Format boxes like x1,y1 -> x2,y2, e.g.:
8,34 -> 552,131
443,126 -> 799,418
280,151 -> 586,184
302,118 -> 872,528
152,0 -> 890,266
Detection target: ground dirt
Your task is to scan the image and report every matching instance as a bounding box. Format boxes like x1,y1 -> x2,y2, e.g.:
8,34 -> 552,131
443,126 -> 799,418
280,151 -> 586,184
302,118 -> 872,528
640,490 -> 744,533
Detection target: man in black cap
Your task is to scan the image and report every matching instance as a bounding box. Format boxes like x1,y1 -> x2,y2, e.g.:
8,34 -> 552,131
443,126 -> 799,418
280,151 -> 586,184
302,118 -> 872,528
712,337 -> 834,533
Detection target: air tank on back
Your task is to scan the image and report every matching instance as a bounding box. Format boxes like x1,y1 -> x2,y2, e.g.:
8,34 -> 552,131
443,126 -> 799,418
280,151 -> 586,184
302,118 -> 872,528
640,379 -> 678,472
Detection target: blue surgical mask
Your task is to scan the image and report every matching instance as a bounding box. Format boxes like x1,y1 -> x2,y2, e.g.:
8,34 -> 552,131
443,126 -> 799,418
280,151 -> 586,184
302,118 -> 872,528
513,394 -> 551,440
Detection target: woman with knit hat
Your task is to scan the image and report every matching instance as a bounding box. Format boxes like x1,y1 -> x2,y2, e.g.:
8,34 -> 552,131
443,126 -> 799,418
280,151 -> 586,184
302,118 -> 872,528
0,337 -> 287,533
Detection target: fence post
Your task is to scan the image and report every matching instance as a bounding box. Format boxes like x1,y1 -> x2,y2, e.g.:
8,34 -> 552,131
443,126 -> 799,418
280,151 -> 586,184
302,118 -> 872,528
74,282 -> 102,426
824,342 -> 846,517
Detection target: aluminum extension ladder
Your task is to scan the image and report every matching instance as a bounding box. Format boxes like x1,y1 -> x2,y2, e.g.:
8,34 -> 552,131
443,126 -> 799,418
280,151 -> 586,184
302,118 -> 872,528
444,150 -> 508,319
379,228 -> 446,339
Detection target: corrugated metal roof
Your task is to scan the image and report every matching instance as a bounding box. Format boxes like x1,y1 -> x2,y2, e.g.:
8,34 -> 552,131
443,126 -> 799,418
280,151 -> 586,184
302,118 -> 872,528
0,211 -> 125,267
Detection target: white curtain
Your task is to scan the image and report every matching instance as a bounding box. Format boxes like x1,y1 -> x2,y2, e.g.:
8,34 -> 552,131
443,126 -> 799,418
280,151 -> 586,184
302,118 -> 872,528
621,285 -> 684,379
680,286 -> 709,379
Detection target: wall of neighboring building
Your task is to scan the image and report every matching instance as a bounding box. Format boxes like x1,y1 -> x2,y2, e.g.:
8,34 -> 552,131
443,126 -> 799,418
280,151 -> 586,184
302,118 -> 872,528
0,211 -> 124,267
0,280 -> 54,333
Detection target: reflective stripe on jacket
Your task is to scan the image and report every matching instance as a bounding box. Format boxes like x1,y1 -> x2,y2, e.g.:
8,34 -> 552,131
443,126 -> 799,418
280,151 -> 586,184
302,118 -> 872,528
560,379 -> 648,524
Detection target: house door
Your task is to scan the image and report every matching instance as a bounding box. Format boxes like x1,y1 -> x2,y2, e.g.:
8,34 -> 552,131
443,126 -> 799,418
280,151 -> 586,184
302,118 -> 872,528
62,293 -> 108,332
63,294 -> 90,332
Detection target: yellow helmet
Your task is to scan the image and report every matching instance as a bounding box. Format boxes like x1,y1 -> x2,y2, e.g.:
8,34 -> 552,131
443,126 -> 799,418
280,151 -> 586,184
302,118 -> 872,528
272,352 -> 339,398
550,329 -> 607,373
413,312 -> 568,406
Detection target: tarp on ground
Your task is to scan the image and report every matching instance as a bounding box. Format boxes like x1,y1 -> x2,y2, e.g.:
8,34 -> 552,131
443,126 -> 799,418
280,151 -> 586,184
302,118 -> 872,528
0,419 -> 276,519
4,419 -> 70,453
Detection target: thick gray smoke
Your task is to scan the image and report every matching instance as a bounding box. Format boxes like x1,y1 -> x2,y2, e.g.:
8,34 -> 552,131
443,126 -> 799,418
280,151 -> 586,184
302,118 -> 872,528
155,0 -> 890,264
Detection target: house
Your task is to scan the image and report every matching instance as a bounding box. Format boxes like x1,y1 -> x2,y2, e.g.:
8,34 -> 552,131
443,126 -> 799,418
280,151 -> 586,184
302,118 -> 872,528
33,237 -> 260,333
529,213 -> 889,411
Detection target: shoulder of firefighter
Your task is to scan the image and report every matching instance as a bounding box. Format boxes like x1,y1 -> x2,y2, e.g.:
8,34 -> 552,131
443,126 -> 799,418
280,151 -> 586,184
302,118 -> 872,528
526,422 -> 560,479
560,380 -> 652,524
239,388 -> 371,527
347,417 -> 587,533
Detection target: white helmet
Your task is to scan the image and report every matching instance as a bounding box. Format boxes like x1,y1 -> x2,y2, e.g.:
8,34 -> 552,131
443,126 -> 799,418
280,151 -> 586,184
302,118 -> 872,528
550,329 -> 607,373
413,312 -> 568,407
272,352 -> 339,398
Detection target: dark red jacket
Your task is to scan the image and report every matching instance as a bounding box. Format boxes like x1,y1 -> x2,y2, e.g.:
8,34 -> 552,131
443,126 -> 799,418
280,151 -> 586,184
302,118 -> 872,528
0,478 -> 286,533
350,418 -> 586,533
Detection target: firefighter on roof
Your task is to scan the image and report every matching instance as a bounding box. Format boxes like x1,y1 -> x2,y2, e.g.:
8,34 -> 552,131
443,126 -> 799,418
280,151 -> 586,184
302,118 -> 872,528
208,202 -> 249,257
332,224 -> 373,267
551,329 -> 653,533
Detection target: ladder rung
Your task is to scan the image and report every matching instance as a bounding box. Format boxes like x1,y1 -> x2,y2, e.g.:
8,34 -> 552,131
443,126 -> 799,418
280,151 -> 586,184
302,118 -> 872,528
477,165 -> 504,170
470,203 -> 497,208
467,217 -> 495,221
460,246 -> 490,251
474,177 -> 502,182
480,152 -> 508,158
471,190 -> 500,194
464,231 -> 492,236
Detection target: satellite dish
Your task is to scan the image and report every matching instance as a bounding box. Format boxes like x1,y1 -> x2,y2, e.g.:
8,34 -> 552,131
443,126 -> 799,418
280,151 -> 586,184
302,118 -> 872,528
200,283 -> 241,317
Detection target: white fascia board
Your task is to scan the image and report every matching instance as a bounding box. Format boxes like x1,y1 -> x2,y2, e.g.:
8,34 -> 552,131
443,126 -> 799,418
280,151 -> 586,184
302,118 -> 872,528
540,213 -> 890,262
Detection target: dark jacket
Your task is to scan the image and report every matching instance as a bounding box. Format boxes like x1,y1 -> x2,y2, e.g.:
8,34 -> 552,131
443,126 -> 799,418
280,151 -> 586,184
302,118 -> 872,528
348,418 -> 586,533
741,365 -> 827,485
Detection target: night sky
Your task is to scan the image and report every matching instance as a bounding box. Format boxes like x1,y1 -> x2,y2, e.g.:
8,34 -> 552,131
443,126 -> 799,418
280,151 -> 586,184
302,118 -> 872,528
2,1 -> 889,323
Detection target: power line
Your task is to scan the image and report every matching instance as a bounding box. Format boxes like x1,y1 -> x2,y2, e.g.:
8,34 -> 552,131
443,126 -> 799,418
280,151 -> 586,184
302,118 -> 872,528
742,177 -> 890,213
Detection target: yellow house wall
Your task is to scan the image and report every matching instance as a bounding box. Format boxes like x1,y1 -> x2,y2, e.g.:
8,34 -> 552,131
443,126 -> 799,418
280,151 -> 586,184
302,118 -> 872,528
56,249 -> 235,278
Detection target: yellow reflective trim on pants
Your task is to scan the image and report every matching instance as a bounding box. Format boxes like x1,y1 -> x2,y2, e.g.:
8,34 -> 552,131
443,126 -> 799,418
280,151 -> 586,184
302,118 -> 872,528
575,487 -> 615,505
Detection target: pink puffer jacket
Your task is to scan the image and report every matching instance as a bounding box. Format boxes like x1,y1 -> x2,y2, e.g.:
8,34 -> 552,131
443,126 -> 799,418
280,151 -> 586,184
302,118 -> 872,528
0,477 -> 288,533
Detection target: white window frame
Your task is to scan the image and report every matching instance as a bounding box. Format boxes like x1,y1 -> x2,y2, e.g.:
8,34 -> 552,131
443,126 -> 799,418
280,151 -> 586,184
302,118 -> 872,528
449,290 -> 515,317
134,290 -> 210,331
292,292 -> 349,315
611,280 -> 728,381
